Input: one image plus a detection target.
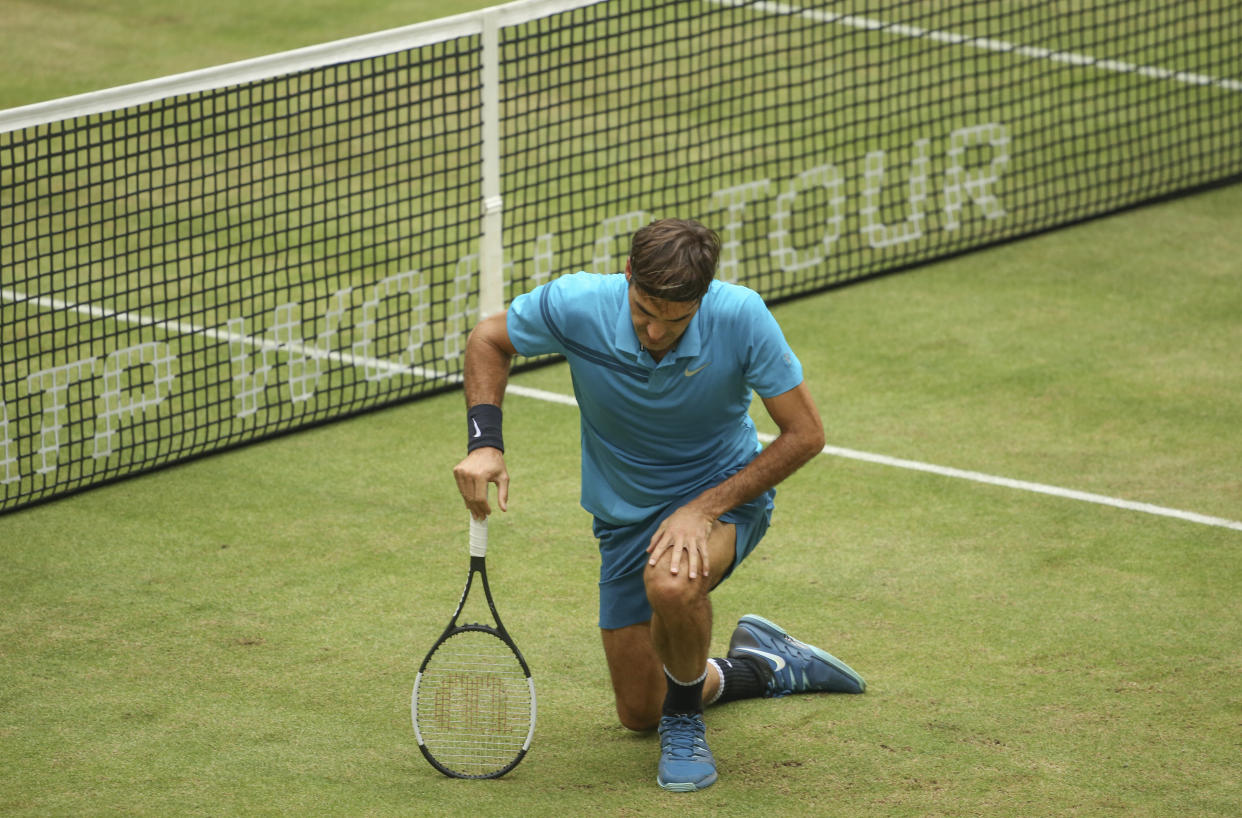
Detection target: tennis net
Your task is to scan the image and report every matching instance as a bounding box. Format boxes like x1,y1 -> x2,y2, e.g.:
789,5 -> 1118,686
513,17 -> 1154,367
2,0 -> 1240,512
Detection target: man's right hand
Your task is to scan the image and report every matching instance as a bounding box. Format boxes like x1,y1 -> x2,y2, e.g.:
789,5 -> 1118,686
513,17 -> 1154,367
453,447 -> 509,520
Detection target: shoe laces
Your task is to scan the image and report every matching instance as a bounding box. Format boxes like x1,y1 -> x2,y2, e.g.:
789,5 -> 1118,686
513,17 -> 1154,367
661,715 -> 708,759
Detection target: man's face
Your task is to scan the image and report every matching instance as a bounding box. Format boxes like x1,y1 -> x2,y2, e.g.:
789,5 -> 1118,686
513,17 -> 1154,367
625,272 -> 700,358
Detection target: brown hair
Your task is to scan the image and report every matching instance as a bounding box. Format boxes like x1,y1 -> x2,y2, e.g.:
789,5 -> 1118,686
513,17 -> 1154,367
627,218 -> 720,302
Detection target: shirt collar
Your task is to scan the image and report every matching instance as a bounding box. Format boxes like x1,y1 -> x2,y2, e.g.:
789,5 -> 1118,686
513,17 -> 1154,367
613,281 -> 705,366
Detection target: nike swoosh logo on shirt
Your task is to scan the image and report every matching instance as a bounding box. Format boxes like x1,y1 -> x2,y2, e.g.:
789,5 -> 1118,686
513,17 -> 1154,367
471,418 -> 482,438
684,362 -> 710,377
733,646 -> 787,671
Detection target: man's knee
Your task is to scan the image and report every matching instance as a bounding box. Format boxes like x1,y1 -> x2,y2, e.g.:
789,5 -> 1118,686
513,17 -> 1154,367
600,623 -> 665,731
643,561 -> 707,613
615,698 -> 660,732
609,663 -> 663,731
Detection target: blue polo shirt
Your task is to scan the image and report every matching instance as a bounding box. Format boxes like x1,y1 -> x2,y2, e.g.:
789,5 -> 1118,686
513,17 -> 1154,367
506,272 -> 803,525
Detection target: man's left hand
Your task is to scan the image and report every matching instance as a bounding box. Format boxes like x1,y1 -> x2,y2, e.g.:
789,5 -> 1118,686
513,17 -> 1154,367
647,506 -> 716,580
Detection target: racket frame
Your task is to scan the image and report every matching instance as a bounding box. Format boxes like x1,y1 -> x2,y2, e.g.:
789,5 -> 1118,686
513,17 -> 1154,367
412,518 -> 536,779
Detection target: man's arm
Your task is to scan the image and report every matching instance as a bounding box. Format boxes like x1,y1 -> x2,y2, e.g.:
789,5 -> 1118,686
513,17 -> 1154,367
647,380 -> 826,578
688,381 -> 825,519
453,312 -> 519,520
463,311 -> 517,406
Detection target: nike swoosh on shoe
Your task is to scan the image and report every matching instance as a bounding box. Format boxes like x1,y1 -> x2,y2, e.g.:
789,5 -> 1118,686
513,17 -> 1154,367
732,646 -> 787,671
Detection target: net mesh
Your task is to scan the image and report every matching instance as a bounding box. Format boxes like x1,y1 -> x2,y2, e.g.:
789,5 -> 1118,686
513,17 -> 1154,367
2,41 -> 483,506
3,0 -> 1240,512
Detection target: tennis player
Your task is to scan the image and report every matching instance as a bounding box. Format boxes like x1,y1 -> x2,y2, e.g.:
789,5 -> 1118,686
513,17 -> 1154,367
452,218 -> 865,791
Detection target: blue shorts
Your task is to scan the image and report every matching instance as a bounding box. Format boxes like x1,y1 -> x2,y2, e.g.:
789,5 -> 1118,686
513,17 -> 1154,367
593,489 -> 774,629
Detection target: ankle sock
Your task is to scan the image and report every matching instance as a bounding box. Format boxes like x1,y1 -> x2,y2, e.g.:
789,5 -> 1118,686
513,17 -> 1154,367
706,655 -> 769,705
662,666 -> 707,715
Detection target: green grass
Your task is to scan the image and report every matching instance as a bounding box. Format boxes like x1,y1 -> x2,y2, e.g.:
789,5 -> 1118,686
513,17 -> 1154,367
3,183 -> 1241,816
2,1 -> 1241,814
0,0 -> 500,109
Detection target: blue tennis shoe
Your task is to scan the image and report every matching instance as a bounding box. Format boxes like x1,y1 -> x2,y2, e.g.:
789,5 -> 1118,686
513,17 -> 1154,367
727,614 -> 866,696
657,713 -> 717,791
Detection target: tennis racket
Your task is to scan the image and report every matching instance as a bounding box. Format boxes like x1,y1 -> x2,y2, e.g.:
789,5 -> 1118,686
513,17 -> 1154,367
412,516 -> 536,779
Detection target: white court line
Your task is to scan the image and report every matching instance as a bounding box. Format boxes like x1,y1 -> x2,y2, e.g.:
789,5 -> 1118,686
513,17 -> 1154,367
705,0 -> 1242,93
0,287 -> 458,382
7,287 -> 1238,532
805,440 -> 1242,533
505,383 -> 1242,533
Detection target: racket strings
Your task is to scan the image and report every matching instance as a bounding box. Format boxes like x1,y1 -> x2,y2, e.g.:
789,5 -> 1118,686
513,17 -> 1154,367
416,631 -> 533,776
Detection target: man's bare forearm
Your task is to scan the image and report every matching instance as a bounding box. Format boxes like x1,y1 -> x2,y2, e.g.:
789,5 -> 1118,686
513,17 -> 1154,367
683,425 -> 822,520
683,381 -> 825,520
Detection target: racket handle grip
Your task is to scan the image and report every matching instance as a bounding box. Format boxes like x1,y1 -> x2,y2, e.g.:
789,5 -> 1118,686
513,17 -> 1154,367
469,516 -> 489,558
